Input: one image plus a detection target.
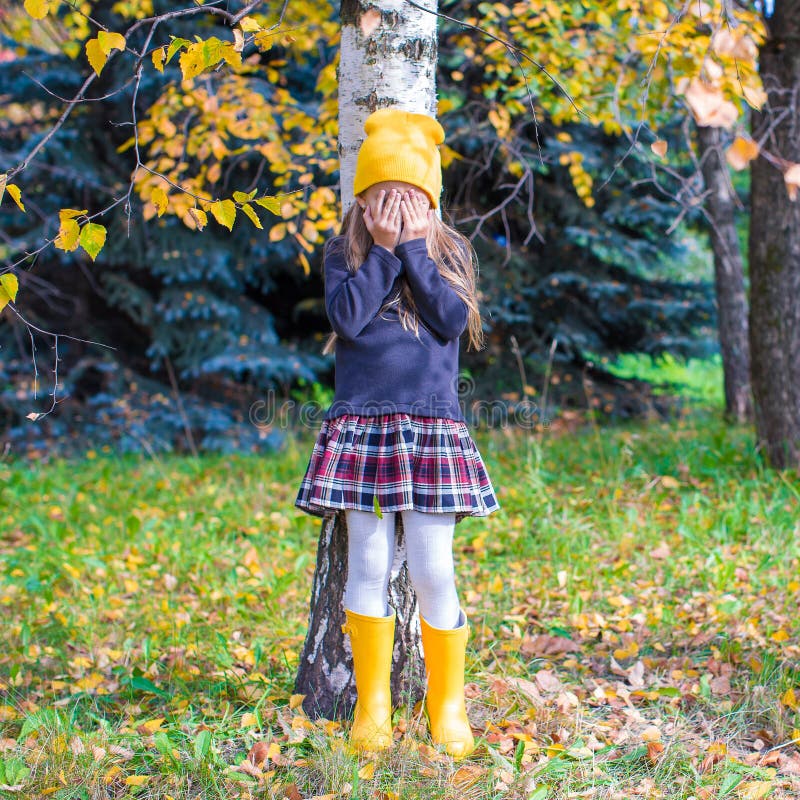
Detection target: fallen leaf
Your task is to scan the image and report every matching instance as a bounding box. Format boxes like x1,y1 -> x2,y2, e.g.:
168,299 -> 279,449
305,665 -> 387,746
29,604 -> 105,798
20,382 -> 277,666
736,781 -> 773,799
534,669 -> 562,692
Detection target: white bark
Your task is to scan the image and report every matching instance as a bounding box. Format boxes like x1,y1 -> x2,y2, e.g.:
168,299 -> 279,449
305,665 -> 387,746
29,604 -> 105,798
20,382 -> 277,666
338,0 -> 439,214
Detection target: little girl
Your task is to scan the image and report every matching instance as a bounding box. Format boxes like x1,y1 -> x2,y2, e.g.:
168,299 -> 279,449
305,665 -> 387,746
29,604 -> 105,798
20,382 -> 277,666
294,108 -> 500,758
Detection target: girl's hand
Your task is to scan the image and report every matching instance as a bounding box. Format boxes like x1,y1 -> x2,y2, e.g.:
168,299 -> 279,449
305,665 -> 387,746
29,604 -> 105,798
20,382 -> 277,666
399,189 -> 433,245
363,189 -> 403,253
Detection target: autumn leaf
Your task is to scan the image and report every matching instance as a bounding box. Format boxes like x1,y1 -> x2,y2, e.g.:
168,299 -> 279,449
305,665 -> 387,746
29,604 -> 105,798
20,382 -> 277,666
54,218 -> 81,253
233,189 -> 257,203
726,137 -> 760,171
684,79 -> 738,128
651,140 -> 668,157
241,203 -> 263,229
0,273 -> 19,314
737,781 -> 773,800
255,196 -> 283,215
86,32 -> 126,76
238,16 -> 262,33
207,199 -> 237,231
136,718 -> 165,735
152,46 -> 166,73
358,762 -> 375,780
152,187 -> 168,217
188,207 -> 208,231
3,180 -> 25,212
79,223 -> 107,261
784,164 -> 800,201
24,0 -> 51,19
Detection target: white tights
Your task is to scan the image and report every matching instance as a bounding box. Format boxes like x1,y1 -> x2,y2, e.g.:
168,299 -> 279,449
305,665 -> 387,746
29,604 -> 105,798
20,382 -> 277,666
344,508 -> 461,629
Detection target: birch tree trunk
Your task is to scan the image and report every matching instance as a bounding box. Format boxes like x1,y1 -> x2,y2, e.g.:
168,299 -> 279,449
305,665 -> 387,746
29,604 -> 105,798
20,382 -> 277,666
749,0 -> 800,469
294,0 -> 439,720
696,124 -> 753,423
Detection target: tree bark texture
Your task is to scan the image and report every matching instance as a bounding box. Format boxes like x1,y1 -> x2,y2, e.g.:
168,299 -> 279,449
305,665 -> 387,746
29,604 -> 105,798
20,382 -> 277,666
696,123 -> 753,423
294,512 -> 425,719
748,0 -> 800,468
338,0 -> 439,214
294,1 -> 439,716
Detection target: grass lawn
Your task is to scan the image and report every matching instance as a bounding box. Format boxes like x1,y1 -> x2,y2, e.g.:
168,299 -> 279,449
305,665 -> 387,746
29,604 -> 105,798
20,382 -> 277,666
1,409 -> 799,799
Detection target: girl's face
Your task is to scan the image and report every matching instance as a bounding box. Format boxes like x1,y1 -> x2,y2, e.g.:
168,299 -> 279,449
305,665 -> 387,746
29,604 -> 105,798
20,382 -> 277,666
356,180 -> 432,212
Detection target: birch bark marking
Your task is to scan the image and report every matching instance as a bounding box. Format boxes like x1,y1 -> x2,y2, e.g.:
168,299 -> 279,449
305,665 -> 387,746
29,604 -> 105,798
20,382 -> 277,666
294,0 -> 439,718
338,0 -> 439,214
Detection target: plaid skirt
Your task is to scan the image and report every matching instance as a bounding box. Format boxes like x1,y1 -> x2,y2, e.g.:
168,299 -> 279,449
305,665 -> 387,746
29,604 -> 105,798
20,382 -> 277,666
294,413 -> 501,525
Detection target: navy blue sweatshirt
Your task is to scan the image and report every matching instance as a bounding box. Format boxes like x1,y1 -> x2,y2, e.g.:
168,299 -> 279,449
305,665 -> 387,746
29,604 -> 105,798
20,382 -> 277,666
323,237 -> 469,422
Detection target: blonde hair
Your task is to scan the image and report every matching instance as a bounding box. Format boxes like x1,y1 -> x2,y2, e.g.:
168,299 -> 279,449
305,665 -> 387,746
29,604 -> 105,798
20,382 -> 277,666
321,202 -> 484,356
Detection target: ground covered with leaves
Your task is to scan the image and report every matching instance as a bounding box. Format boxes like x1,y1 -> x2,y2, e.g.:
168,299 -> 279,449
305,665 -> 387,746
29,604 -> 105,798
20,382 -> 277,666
1,410 -> 799,799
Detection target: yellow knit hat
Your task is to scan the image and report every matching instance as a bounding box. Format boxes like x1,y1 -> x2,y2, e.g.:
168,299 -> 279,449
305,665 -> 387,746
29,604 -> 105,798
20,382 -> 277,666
353,108 -> 446,209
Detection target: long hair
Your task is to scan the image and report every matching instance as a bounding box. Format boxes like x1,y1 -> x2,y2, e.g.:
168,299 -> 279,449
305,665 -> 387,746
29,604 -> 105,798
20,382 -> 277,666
321,200 -> 484,356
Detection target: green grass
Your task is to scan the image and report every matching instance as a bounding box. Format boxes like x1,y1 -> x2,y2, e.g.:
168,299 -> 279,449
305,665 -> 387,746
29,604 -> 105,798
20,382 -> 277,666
586,352 -> 725,407
1,411 -> 799,799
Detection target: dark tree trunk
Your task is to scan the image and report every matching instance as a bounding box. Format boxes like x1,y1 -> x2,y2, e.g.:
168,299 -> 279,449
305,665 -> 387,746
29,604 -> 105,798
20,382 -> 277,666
749,0 -> 800,468
696,123 -> 753,422
294,511 -> 425,720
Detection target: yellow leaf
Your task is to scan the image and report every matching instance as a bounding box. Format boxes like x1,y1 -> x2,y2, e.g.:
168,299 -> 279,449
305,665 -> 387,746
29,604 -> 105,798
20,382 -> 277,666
55,219 -> 81,252
233,28 -> 245,52
86,38 -> 108,75
358,762 -> 375,780
208,199 -> 237,231
651,140 -> 668,158
188,207 -> 208,231
103,765 -> 121,783
152,46 -> 166,73
736,781 -> 773,800
152,187 -> 168,217
660,475 -> 680,489
98,31 -> 126,55
726,137 -> 760,171
742,84 -> 767,110
239,16 -> 262,32
490,574 -> 503,593
289,694 -> 305,710
79,223 -> 107,261
784,164 -> 800,202
5,182 -> 24,212
0,274 -> 19,315
24,0 -> 50,19
240,712 -> 258,727
60,208 -> 88,221
782,687 -> 798,711
233,189 -> 257,203
771,629 -> 789,642
792,729 -> 800,745
241,203 -> 263,230
269,222 -> 287,242
256,196 -> 282,215
124,774 -> 150,786
137,718 -> 165,735
267,741 -> 281,761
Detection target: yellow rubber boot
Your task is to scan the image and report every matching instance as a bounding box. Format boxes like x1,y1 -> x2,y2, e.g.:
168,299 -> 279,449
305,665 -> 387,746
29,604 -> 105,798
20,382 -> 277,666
341,607 -> 395,752
420,609 -> 475,759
